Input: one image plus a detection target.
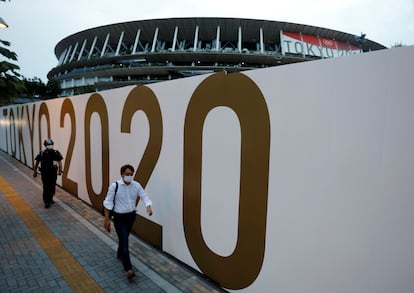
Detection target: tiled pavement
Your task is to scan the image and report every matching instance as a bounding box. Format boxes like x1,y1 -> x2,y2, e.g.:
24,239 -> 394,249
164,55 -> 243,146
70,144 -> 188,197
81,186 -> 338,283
0,151 -> 227,293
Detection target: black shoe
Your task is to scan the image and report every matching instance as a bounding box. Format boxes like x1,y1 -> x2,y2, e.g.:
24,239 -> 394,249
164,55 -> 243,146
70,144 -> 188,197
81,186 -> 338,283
45,203 -> 51,208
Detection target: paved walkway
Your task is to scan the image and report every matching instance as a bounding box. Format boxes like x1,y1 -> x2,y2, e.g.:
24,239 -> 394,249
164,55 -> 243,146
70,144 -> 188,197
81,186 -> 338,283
0,151 -> 226,293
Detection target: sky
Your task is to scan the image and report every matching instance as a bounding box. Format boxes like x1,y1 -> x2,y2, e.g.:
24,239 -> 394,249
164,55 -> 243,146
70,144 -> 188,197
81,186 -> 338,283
2,0 -> 414,82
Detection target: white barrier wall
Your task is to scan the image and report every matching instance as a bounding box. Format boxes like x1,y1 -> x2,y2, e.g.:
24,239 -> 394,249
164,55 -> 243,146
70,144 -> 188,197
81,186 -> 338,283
1,45 -> 414,292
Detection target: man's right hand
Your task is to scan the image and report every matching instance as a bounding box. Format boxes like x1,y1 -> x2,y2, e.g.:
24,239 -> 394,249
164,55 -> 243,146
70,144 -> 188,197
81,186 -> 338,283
33,171 -> 37,178
104,218 -> 111,233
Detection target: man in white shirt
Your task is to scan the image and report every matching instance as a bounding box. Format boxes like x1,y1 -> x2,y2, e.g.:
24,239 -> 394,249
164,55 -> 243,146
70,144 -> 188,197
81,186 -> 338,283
103,164 -> 153,279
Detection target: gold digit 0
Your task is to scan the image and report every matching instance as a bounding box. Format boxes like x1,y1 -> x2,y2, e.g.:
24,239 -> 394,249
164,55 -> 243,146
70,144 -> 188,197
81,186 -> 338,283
84,93 -> 110,211
183,72 -> 270,289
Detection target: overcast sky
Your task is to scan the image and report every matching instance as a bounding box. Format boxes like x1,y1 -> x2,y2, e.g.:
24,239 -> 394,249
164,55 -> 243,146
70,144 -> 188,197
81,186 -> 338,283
2,0 -> 414,82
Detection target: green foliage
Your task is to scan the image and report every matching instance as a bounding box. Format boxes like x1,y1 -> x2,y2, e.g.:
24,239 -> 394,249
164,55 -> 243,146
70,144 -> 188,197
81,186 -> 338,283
23,77 -> 61,99
46,78 -> 61,97
391,42 -> 405,48
23,77 -> 46,97
0,39 -> 26,105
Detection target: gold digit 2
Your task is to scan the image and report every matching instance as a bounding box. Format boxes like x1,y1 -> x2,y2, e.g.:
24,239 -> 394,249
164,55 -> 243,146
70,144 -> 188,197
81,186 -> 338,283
121,86 -> 163,248
84,93 -> 110,211
60,98 -> 78,197
183,72 -> 271,289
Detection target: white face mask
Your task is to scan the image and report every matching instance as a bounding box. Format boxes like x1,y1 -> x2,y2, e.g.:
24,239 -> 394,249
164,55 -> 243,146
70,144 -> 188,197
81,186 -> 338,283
123,175 -> 133,183
46,145 -> 53,150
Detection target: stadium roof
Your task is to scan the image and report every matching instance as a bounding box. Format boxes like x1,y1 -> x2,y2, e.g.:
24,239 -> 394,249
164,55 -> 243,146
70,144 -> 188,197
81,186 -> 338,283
55,17 -> 385,57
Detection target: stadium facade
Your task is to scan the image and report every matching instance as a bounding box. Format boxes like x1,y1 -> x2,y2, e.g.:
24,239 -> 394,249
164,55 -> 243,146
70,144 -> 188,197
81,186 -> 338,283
48,17 -> 386,96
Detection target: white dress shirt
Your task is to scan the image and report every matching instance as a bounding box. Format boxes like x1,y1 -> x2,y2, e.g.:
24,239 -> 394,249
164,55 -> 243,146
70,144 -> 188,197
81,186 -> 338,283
103,179 -> 152,214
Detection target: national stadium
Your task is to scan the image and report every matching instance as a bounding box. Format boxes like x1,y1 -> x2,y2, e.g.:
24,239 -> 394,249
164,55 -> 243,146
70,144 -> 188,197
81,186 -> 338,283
47,17 -> 386,96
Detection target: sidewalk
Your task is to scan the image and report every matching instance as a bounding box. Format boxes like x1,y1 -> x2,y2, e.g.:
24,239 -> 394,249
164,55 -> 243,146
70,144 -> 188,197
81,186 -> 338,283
0,151 -> 226,292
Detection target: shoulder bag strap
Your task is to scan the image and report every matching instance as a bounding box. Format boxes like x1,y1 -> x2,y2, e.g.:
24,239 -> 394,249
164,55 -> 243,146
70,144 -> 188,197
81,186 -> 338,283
112,181 -> 118,211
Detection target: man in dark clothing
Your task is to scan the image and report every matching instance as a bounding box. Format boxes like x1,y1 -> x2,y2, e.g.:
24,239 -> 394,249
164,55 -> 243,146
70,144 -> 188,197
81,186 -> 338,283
33,138 -> 63,208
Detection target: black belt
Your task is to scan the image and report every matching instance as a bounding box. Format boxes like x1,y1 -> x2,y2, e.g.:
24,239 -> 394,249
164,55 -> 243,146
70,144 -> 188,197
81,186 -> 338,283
112,211 -> 136,217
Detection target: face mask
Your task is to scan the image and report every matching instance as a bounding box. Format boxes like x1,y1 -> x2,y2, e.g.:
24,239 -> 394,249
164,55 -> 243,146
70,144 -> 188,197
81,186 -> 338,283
123,175 -> 133,183
46,145 -> 53,150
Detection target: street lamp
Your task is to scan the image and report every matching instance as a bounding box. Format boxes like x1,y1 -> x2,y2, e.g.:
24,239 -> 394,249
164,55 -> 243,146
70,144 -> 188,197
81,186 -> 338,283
0,17 -> 8,28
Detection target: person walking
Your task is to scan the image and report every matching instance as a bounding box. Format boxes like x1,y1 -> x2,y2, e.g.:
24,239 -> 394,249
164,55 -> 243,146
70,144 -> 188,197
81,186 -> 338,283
33,138 -> 63,208
103,164 -> 153,279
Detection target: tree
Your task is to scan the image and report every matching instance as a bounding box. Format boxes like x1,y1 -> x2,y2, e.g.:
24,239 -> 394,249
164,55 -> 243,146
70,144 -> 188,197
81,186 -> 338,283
22,77 -> 61,99
0,39 -> 26,105
1,0 -> 26,105
23,77 -> 46,98
391,42 -> 405,48
46,78 -> 61,98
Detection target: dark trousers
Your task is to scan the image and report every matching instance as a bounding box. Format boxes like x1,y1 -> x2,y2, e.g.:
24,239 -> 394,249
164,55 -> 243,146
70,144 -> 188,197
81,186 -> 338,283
113,212 -> 136,271
41,173 -> 57,204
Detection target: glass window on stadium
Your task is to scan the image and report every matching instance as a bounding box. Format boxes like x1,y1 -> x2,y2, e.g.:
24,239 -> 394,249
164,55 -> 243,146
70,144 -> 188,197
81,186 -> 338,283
98,77 -> 112,83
